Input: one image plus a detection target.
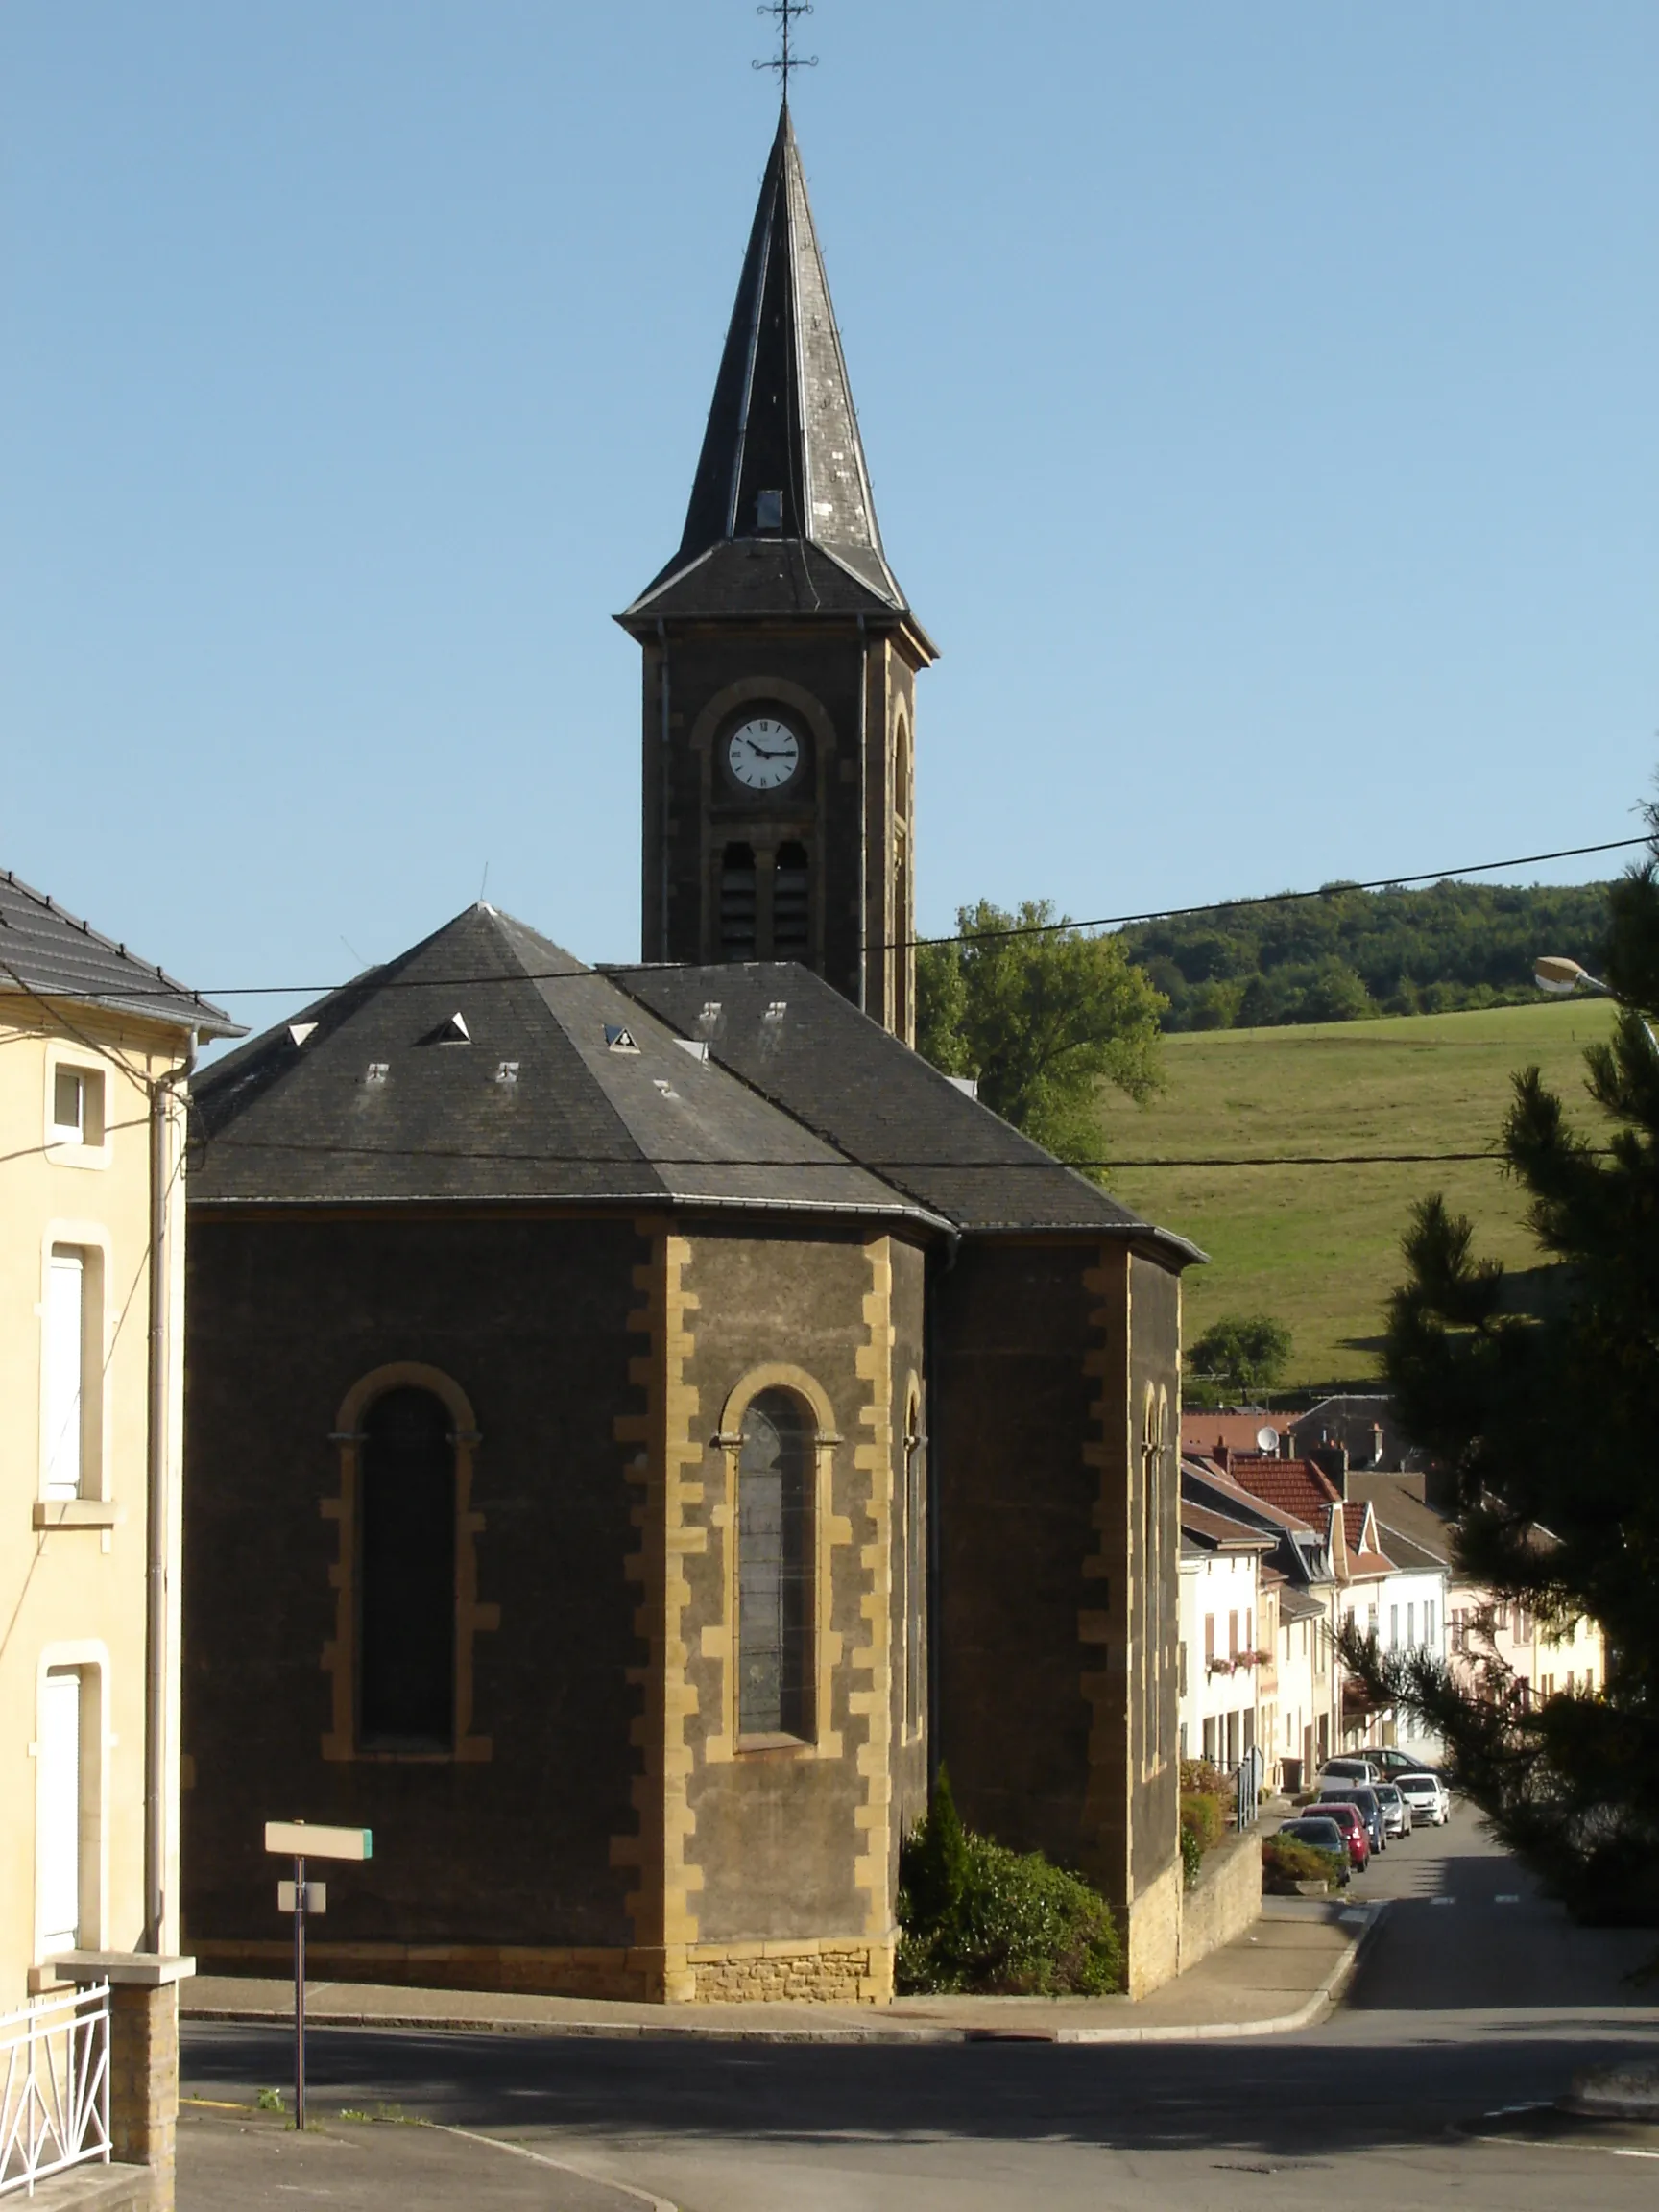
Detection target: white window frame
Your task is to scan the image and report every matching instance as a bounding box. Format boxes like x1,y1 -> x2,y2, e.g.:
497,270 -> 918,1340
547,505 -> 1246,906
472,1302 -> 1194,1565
43,1046 -> 112,1171
38,1225 -> 112,1503
33,1644 -> 109,1962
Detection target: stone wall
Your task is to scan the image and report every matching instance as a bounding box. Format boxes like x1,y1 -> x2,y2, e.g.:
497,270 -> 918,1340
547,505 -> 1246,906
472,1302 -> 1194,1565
687,1937 -> 891,2005
1177,1824 -> 1262,1975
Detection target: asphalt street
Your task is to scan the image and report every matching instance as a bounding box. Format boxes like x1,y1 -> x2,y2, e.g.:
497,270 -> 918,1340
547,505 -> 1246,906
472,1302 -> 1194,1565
181,1805 -> 1659,2212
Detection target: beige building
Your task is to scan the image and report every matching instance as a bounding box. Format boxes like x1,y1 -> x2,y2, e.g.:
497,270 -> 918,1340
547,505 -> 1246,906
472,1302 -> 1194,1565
1,872 -> 234,2205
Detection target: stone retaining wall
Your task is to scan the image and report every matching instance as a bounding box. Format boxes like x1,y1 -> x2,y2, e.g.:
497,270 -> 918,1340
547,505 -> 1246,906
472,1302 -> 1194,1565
1176,1824 -> 1262,1976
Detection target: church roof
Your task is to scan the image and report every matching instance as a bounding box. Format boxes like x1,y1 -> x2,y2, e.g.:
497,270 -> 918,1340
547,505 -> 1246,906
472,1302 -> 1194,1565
188,904 -> 947,1229
621,109 -> 924,637
0,867 -> 241,1039
606,959 -> 1205,1261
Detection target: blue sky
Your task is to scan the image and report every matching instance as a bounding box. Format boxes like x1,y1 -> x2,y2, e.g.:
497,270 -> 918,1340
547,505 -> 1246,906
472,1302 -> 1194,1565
4,1 -> 1656,1032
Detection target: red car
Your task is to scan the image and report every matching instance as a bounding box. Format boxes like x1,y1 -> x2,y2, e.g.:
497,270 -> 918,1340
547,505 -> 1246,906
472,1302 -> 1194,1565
1306,1800 -> 1371,1869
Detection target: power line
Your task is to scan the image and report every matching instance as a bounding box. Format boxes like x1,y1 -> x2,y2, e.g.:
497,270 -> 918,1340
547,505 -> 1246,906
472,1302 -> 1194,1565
1,833 -> 1642,1007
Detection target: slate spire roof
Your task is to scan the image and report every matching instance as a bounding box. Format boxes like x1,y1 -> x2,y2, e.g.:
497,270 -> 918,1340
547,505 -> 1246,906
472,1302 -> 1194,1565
623,108 -> 920,629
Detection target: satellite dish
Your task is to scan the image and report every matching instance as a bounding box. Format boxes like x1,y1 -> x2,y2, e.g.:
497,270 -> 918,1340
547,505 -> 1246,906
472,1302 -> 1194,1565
1256,1425 -> 1281,1454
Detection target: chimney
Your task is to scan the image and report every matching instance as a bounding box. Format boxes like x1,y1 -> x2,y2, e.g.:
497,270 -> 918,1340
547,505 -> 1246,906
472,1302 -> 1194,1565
1214,1442 -> 1232,1476
1309,1442 -> 1350,1497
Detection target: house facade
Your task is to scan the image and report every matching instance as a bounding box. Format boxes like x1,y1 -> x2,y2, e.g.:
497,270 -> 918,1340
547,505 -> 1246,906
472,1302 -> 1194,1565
0,872 -> 234,2204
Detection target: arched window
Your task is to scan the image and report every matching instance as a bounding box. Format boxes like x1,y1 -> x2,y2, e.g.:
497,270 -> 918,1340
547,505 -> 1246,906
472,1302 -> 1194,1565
720,843 -> 757,959
772,843 -> 810,958
737,1389 -> 813,1739
359,1387 -> 455,1751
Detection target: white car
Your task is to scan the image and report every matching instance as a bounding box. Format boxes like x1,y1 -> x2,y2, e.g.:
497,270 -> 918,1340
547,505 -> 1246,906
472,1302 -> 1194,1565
1395,1770 -> 1451,1826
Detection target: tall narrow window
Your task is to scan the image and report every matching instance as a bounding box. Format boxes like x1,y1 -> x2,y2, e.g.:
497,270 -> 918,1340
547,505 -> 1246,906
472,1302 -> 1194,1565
737,1390 -> 813,1739
45,1245 -> 95,1499
360,1388 -> 455,1751
38,1669 -> 83,1953
773,843 -> 809,958
902,1391 -> 926,1736
719,844 -> 757,959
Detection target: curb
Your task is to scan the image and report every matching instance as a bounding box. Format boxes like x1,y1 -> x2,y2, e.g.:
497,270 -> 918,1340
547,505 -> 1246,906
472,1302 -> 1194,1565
182,1912 -> 1384,2049
1047,1902 -> 1386,2044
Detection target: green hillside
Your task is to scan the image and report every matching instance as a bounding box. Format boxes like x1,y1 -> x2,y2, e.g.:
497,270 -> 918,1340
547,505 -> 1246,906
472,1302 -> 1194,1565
1118,877 -> 1612,1031
1097,998 -> 1618,1390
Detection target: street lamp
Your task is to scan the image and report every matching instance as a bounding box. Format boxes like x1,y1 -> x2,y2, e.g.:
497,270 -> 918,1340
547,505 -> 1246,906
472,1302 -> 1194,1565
1533,955 -> 1608,998
1534,954 -> 1659,1056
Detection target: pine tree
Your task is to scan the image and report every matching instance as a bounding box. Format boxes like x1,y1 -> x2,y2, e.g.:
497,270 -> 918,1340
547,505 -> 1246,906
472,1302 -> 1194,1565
1343,816 -> 1659,1921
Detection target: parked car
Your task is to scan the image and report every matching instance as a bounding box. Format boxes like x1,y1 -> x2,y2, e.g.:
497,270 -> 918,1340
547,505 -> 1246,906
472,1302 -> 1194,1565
1319,1755 -> 1382,1787
1303,1802 -> 1370,1870
1395,1770 -> 1451,1826
1317,1784 -> 1387,1853
1367,1747 -> 1448,1783
1277,1817 -> 1353,1885
1373,1781 -> 1410,1838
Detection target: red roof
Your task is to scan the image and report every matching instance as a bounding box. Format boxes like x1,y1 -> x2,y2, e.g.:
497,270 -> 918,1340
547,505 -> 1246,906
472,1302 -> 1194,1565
1180,1411 -> 1286,1456
1342,1501 -> 1396,1579
1226,1455 -> 1342,1527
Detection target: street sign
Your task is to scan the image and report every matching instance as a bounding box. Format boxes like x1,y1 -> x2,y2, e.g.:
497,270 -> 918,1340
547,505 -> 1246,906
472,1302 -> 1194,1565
264,1821 -> 372,1861
262,1818 -> 374,2129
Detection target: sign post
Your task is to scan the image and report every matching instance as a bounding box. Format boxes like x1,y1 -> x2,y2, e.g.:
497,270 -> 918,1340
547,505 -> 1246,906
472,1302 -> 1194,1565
263,1821 -> 373,2130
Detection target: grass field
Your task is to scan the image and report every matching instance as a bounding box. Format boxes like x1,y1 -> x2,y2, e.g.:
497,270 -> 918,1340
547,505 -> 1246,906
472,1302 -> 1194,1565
1096,998 -> 1617,1389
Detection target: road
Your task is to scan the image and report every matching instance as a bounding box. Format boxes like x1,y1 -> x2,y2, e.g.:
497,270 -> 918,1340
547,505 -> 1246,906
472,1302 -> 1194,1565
182,1805 -> 1659,2211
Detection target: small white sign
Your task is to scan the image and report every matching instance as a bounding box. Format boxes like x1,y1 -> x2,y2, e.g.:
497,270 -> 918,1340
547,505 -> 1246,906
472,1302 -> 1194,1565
264,1821 -> 373,1862
276,1881 -> 326,1914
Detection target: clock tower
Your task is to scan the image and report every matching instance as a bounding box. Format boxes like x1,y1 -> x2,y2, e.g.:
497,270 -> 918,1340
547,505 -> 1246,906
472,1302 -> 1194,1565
617,106 -> 936,1044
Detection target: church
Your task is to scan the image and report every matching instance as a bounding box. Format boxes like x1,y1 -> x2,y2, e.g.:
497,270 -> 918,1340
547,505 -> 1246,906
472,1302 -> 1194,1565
180,106 -> 1201,2004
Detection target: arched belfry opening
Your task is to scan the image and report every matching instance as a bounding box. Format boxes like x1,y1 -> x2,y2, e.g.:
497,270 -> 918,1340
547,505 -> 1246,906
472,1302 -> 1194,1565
617,106 -> 936,1035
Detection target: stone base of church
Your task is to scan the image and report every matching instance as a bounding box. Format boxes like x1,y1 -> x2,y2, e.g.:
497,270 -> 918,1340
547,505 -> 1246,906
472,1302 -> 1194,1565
187,1933 -> 896,2007
1121,1854 -> 1185,2001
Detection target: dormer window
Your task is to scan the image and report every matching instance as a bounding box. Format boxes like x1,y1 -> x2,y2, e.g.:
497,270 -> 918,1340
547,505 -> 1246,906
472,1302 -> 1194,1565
756,488 -> 783,533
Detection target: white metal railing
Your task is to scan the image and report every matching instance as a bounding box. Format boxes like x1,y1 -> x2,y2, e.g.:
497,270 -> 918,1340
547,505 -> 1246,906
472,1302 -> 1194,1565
0,1982 -> 111,2197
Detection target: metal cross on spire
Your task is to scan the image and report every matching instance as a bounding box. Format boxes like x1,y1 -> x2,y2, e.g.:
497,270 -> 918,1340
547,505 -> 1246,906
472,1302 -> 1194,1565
754,0 -> 817,102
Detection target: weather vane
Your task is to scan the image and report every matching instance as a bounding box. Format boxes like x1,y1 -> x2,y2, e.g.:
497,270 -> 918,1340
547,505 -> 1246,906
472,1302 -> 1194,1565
754,1 -> 817,99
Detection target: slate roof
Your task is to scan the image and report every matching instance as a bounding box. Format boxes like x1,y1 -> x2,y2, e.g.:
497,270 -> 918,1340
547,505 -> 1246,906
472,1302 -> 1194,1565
1181,1501 -> 1275,1553
620,108 -> 926,637
0,870 -> 240,1039
606,959 -> 1206,1260
1345,1474 -> 1455,1571
189,905 -> 947,1227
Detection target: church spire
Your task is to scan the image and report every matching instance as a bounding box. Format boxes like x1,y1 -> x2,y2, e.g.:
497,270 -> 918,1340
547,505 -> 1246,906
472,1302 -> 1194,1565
628,108 -> 908,617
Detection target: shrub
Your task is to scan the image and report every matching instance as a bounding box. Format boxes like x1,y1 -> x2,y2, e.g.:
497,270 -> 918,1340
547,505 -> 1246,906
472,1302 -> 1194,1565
1262,1835 -> 1344,1892
897,1771 -> 1123,1997
1180,1822 -> 1204,1890
1180,1791 -> 1225,1855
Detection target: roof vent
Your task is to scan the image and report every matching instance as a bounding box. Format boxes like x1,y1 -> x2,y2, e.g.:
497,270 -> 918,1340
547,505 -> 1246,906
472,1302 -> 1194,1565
605,1025 -> 640,1055
417,1011 -> 471,1046
674,1038 -> 710,1064
289,1022 -> 318,1048
653,1077 -> 680,1100
756,488 -> 783,533
696,1000 -> 724,1039
365,1063 -> 389,1087
946,1075 -> 978,1100
763,1001 -> 786,1023
495,1060 -> 519,1086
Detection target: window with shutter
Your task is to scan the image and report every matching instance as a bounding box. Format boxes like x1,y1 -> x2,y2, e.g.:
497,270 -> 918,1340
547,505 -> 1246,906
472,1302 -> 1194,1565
45,1248 -> 85,1499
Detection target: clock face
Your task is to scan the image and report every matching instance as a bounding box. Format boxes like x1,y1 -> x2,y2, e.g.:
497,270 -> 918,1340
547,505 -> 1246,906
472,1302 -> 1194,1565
726,716 -> 801,792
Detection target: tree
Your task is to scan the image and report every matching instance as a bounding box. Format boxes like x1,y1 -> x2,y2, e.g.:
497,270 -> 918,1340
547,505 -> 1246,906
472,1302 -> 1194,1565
916,901 -> 1165,1175
1188,1313 -> 1294,1400
1341,828 -> 1658,1921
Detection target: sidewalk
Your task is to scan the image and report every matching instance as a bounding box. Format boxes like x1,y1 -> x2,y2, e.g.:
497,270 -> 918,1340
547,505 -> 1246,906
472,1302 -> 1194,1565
182,1896 -> 1382,2048
178,2102 -> 673,2211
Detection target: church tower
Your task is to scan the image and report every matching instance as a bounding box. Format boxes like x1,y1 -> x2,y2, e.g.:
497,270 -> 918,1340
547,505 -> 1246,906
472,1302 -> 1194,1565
618,106 -> 936,1043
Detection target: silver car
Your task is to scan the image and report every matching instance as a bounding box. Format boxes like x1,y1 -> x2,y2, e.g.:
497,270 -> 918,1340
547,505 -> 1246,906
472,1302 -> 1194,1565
1396,1770 -> 1451,1826
1373,1780 -> 1411,1838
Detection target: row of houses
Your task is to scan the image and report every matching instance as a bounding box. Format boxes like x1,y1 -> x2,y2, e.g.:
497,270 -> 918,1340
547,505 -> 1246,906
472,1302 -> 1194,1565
1178,1403 -> 1605,1790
